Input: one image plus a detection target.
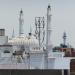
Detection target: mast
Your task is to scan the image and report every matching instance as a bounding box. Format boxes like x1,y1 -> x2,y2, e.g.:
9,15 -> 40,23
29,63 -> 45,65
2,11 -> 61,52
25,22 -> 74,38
19,9 -> 24,36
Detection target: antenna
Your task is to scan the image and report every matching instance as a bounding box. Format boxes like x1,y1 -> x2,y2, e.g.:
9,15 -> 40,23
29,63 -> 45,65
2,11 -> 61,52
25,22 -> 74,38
35,17 -> 45,49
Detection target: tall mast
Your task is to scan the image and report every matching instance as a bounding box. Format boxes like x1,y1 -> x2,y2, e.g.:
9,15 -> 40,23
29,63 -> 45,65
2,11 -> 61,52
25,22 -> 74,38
46,5 -> 52,52
19,9 -> 24,36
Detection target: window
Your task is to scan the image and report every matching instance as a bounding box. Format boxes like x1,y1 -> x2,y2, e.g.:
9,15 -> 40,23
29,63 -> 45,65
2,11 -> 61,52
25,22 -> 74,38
4,50 -> 10,53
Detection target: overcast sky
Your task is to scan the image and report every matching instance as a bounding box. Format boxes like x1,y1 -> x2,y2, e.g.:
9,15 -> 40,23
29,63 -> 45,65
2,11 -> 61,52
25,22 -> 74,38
0,0 -> 75,47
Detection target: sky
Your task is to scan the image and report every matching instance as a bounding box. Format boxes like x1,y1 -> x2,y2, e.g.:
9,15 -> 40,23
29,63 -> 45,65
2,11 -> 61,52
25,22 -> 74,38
0,0 -> 75,47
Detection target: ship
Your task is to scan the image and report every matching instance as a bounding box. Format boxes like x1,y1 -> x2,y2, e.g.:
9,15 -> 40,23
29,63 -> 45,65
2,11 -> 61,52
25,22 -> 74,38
0,4 -> 74,75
